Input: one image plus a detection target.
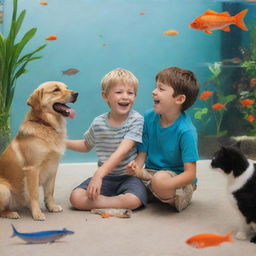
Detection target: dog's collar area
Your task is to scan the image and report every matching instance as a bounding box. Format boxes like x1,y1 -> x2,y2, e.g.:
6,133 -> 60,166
28,119 -> 53,128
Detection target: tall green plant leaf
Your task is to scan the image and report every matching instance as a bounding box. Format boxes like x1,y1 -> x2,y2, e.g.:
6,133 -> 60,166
0,0 -> 46,129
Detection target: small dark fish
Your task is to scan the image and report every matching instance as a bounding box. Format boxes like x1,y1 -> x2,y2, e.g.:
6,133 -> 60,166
221,57 -> 241,65
11,224 -> 74,244
62,68 -> 80,76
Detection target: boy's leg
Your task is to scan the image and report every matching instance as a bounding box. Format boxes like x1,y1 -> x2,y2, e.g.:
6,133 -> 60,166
70,176 -> 147,210
70,189 -> 142,210
149,170 -> 196,212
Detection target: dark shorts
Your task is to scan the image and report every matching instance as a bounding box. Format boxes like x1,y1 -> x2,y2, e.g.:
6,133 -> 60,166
75,175 -> 148,206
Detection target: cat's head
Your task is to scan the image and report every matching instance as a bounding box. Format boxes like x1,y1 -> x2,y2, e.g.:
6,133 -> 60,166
211,145 -> 249,177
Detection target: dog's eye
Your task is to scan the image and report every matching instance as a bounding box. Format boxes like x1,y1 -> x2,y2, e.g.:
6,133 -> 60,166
53,88 -> 60,92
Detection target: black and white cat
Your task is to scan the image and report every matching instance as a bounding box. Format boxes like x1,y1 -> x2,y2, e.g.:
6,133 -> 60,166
211,145 -> 256,243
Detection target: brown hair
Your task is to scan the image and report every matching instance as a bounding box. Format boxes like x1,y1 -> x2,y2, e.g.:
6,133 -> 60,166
155,67 -> 199,111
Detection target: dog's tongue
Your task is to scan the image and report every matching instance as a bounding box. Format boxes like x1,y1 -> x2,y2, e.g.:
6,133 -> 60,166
67,108 -> 76,119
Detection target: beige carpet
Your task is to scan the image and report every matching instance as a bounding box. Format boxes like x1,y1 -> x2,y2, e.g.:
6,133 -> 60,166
1,160 -> 256,256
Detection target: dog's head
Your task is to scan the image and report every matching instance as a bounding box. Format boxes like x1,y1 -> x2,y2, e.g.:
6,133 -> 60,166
211,145 -> 249,177
27,81 -> 78,119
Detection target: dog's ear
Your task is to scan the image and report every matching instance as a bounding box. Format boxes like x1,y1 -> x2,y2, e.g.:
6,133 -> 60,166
27,88 -> 44,108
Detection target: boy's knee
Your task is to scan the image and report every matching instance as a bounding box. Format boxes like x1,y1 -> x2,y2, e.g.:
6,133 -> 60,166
69,189 -> 85,209
125,193 -> 142,209
151,171 -> 170,187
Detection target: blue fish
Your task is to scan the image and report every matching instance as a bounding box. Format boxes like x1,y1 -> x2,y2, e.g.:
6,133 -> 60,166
11,224 -> 74,244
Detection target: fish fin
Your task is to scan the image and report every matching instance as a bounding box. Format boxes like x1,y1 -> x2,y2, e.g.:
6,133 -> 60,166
197,242 -> 206,249
225,232 -> 233,242
204,10 -> 230,16
234,9 -> 248,31
216,11 -> 231,17
204,9 -> 218,15
11,224 -> 18,237
221,26 -> 230,32
204,30 -> 212,35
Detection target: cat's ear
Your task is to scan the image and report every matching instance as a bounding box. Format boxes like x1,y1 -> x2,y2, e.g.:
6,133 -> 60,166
220,145 -> 229,154
219,144 -> 227,150
232,140 -> 241,149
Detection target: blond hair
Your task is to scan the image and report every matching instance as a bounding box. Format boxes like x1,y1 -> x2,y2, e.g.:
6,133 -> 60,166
101,68 -> 138,95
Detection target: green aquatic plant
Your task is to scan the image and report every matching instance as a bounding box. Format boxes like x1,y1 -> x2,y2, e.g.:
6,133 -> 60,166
238,23 -> 256,134
238,89 -> 256,135
0,0 -> 46,152
241,23 -> 256,78
194,63 -> 237,136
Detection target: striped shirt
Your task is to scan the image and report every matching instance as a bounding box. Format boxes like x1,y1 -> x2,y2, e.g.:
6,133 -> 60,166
84,109 -> 144,176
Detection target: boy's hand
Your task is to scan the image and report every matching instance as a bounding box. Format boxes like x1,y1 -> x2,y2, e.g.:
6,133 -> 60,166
126,160 -> 138,176
87,173 -> 103,200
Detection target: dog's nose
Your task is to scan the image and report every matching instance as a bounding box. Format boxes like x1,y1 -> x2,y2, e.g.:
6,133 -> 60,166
72,92 -> 78,103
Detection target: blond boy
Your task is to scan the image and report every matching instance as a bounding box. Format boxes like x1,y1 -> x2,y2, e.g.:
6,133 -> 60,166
66,68 -> 147,210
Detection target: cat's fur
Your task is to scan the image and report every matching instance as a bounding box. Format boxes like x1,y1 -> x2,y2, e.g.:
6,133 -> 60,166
211,146 -> 256,243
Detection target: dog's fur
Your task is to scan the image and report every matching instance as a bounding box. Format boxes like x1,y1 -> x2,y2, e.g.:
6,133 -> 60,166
211,146 -> 256,243
0,81 -> 78,220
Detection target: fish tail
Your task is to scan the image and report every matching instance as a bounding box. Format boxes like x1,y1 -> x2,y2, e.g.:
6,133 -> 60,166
11,224 -> 18,237
234,9 -> 248,31
225,232 -> 233,242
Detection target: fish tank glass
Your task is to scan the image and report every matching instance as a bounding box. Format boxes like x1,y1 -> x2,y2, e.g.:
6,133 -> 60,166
1,0 -> 256,163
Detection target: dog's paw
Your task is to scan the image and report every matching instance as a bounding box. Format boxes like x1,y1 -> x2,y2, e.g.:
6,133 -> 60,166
33,212 -> 46,221
0,211 -> 20,219
235,231 -> 247,240
48,204 -> 63,213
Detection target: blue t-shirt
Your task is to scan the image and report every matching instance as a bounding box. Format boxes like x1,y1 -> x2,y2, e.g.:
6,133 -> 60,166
138,109 -> 199,175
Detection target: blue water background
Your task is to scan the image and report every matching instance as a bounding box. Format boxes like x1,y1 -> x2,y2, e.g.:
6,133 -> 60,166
2,0 -> 254,163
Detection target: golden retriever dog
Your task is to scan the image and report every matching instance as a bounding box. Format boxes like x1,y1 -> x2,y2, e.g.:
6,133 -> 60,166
0,81 -> 78,221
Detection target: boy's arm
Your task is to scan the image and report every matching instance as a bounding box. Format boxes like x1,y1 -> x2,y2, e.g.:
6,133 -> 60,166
170,162 -> 197,188
134,151 -> 147,168
87,138 -> 136,200
66,139 -> 92,152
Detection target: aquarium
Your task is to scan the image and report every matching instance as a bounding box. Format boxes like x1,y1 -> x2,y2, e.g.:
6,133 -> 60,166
1,0 -> 256,163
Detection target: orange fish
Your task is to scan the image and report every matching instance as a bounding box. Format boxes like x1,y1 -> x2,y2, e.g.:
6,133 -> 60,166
45,35 -> 58,41
40,1 -> 48,5
163,30 -> 179,36
200,91 -> 213,100
186,232 -> 232,249
190,9 -> 248,34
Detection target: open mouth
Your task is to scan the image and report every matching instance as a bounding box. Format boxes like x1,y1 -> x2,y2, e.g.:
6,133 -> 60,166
154,99 -> 160,104
53,103 -> 76,119
118,102 -> 129,107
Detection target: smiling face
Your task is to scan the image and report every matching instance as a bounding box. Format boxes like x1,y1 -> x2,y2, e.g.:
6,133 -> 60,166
102,81 -> 136,119
27,81 -> 78,119
152,81 -> 185,115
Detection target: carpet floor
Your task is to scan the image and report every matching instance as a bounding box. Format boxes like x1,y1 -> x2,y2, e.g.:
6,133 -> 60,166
1,160 -> 256,256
